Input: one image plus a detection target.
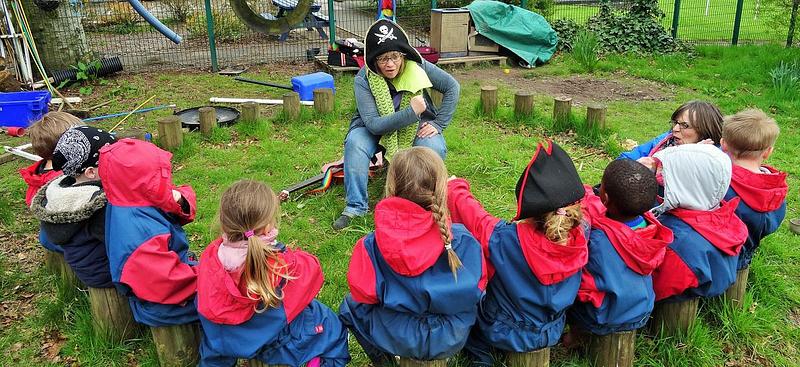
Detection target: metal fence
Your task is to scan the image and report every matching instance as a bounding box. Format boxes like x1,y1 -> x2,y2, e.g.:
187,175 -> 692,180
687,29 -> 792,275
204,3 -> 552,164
22,0 -> 799,73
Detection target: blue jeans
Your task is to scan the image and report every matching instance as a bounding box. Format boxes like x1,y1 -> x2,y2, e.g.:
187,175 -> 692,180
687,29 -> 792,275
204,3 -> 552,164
342,127 -> 446,216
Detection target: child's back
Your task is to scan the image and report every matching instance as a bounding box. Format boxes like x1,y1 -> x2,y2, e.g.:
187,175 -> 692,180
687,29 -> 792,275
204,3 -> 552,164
721,109 -> 787,270
650,144 -> 748,301
197,180 -> 349,367
569,160 -> 673,335
99,138 -> 198,326
448,141 -> 589,364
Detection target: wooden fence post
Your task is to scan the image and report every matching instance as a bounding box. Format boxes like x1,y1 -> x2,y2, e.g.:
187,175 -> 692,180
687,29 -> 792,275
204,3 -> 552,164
313,88 -> 334,114
724,267 -> 750,308
198,107 -> 217,136
157,116 -> 183,150
553,96 -> 572,124
586,104 -> 607,129
514,91 -> 534,117
590,330 -> 636,367
88,287 -> 138,342
650,298 -> 699,337
283,92 -> 301,120
507,348 -> 550,367
398,358 -> 447,367
151,323 -> 201,367
480,85 -> 498,115
241,102 -> 260,123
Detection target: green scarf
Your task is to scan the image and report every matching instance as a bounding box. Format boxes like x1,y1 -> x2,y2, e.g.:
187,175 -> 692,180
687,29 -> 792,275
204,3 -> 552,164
367,60 -> 432,161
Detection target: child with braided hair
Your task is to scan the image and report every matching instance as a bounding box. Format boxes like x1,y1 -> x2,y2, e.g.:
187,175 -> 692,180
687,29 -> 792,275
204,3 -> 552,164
447,140 -> 590,366
197,180 -> 350,367
339,146 -> 486,364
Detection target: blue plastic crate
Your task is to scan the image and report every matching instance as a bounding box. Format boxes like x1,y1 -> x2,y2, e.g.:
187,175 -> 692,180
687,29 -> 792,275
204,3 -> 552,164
0,91 -> 51,128
291,72 -> 335,101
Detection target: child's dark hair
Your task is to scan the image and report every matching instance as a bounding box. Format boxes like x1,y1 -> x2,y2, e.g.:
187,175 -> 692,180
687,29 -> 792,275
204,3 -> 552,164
385,147 -> 462,280
672,100 -> 724,144
602,159 -> 658,217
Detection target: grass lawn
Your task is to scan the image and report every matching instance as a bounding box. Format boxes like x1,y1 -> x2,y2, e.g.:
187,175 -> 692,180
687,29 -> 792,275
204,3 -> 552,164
1,44 -> 799,366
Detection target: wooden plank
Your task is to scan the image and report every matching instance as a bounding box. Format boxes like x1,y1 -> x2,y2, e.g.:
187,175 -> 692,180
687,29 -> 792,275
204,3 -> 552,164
314,55 -> 508,74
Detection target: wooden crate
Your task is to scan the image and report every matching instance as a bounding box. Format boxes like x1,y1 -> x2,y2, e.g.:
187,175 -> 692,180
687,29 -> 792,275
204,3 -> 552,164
430,8 -> 470,55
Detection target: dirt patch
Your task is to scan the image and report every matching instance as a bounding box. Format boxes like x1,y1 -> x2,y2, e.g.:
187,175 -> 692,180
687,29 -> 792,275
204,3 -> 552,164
452,68 -> 674,105
789,308 -> 800,327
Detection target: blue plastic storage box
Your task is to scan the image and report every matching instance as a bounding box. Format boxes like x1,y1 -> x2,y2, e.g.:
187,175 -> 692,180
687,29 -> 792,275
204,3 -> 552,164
0,91 -> 51,128
291,72 -> 335,101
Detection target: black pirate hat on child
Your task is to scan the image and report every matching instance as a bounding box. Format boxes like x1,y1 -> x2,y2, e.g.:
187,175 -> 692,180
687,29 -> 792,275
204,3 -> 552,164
513,140 -> 585,221
52,126 -> 117,177
364,19 -> 423,74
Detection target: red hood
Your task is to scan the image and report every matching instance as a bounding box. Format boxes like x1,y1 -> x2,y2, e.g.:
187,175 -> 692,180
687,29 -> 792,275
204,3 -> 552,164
374,197 -> 448,277
669,198 -> 747,256
517,223 -> 588,285
98,139 -> 185,215
19,160 -> 61,206
197,238 -> 258,325
730,165 -> 787,212
592,212 -> 673,275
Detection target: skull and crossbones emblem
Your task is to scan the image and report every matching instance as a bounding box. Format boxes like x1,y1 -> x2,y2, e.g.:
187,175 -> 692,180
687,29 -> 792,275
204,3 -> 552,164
374,25 -> 397,44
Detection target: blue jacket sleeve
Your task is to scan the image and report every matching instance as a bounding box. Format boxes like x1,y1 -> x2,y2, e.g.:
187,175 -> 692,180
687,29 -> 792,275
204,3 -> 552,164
354,71 -> 419,136
617,131 -> 671,160
422,61 -> 460,133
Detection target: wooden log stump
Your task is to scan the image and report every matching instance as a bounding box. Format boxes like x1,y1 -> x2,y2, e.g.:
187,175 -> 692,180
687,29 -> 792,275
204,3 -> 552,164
399,358 -> 447,367
313,88 -> 334,114
116,128 -> 148,141
507,348 -> 550,367
43,250 -> 63,275
88,287 -> 138,342
151,323 -> 201,367
553,96 -> 572,124
241,102 -> 260,123
724,267 -> 750,308
247,359 -> 290,367
586,104 -> 607,130
590,330 -> 636,367
480,85 -> 498,115
198,107 -> 217,137
429,89 -> 444,108
650,298 -> 699,337
514,91 -> 534,117
283,92 -> 301,120
157,116 -> 183,150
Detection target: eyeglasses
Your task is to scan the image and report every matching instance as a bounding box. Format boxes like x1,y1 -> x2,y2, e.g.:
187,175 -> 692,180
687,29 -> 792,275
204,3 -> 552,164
670,120 -> 693,130
377,53 -> 404,66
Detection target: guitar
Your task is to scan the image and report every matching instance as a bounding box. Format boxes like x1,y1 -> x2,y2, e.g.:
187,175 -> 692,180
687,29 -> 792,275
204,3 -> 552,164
279,152 -> 385,201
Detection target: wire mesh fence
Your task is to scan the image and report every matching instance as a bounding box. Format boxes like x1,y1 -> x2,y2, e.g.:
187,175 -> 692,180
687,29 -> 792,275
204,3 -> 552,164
19,0 -> 799,73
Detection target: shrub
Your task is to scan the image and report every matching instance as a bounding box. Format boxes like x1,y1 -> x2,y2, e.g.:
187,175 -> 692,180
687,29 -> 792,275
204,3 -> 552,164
187,10 -> 249,43
770,59 -> 800,100
586,0 -> 681,54
163,0 -> 194,23
552,18 -> 582,52
572,30 -> 600,72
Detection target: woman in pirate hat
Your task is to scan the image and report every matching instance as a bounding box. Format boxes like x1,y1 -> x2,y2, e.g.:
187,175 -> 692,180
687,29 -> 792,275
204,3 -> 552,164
334,19 -> 460,230
447,140 -> 591,365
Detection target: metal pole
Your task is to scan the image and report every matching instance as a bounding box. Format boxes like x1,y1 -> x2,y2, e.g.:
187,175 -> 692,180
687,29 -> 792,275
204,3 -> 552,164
671,0 -> 682,40
328,0 -> 336,48
732,0 -> 744,45
204,0 -> 219,71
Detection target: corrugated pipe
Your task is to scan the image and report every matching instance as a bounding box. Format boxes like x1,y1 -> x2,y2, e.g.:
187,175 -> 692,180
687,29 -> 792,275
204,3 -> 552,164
50,57 -> 124,85
128,0 -> 182,44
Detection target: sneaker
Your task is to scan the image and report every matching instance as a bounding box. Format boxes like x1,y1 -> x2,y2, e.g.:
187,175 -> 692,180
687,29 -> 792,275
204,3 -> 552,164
332,214 -> 353,230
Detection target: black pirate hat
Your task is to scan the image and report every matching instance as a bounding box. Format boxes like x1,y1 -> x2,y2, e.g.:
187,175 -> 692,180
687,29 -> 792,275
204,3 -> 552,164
513,140 -> 584,221
364,19 -> 423,74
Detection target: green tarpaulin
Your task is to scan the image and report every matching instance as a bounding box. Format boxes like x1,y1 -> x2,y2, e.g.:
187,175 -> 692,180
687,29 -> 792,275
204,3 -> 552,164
466,0 -> 558,66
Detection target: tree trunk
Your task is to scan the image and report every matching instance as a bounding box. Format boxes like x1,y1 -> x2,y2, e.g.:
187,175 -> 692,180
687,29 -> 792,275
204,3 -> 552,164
20,0 -> 89,71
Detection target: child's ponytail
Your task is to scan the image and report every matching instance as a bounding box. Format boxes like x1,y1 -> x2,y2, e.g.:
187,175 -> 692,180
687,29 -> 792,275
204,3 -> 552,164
542,203 -> 583,245
243,231 -> 290,311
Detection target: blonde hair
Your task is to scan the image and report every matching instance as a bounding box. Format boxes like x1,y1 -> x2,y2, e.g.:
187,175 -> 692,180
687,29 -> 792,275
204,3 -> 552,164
723,108 -> 779,160
218,180 -> 292,311
28,112 -> 83,158
533,203 -> 583,245
384,147 -> 462,279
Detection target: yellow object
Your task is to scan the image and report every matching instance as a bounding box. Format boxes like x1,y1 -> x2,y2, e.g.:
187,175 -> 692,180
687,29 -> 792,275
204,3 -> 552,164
503,68 -> 510,74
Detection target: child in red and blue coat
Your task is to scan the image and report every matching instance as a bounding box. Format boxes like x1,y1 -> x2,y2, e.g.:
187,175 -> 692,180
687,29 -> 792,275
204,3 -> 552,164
339,147 -> 486,364
721,109 -> 787,271
447,141 -> 589,366
98,138 -> 199,326
569,159 -> 673,336
197,180 -> 349,367
651,144 -> 748,302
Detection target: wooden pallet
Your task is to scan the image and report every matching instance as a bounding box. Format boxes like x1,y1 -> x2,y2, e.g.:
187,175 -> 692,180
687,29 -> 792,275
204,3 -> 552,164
315,54 -> 508,74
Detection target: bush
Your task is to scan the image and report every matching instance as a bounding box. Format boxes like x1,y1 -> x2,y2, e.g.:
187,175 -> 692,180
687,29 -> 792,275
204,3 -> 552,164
163,0 -> 194,23
586,0 -> 680,54
770,60 -> 800,100
187,10 -> 249,43
572,30 -> 600,72
552,18 -> 582,52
